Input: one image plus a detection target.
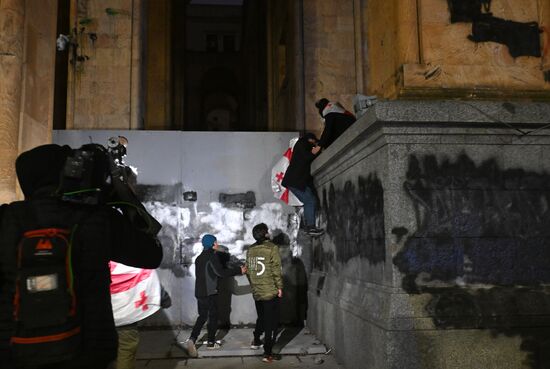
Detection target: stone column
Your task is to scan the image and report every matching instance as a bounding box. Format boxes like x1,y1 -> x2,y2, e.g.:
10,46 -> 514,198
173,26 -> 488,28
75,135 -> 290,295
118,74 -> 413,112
130,0 -> 144,130
0,0 -> 25,203
293,0 -> 305,132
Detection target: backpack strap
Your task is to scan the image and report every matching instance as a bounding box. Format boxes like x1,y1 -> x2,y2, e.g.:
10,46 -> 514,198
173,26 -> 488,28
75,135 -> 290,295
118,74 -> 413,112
16,200 -> 91,315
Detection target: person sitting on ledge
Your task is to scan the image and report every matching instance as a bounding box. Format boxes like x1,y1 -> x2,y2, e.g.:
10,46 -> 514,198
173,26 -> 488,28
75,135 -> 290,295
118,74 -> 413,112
315,98 -> 356,150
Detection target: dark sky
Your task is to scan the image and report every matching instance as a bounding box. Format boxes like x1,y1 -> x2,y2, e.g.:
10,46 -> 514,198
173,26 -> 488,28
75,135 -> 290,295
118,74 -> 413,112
189,0 -> 243,5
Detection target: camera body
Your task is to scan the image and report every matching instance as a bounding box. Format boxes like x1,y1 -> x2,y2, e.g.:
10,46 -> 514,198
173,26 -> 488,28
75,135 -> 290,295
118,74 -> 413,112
58,137 -> 162,236
59,143 -> 111,205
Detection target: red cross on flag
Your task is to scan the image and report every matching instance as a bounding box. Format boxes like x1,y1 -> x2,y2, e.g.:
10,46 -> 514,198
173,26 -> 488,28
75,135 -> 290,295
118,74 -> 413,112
109,262 -> 162,327
271,137 -> 302,206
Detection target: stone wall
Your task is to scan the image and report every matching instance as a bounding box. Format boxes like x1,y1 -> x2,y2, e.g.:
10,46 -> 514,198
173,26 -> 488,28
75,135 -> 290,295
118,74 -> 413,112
0,0 -> 25,203
308,101 -> 550,369
145,0 -> 171,130
66,0 -> 142,129
0,0 -> 57,202
267,0 -> 300,132
266,0 -> 360,136
302,0 -> 357,136
19,0 -> 58,153
365,0 -> 550,99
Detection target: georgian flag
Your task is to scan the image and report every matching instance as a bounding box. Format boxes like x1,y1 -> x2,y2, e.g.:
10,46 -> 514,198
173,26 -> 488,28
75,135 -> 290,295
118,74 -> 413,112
109,262 -> 162,326
271,137 -> 303,206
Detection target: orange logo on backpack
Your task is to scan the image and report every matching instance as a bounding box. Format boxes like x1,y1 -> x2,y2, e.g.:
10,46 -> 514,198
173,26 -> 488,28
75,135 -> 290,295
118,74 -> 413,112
36,239 -> 53,250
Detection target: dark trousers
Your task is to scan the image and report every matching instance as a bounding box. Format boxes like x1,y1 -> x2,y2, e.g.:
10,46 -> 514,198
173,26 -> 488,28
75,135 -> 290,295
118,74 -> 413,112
190,295 -> 218,343
253,297 -> 280,355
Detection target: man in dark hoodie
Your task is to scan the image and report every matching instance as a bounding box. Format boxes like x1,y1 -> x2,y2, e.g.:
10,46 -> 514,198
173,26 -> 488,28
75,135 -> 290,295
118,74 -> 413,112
315,98 -> 356,150
181,234 -> 245,358
0,144 -> 163,369
282,133 -> 323,235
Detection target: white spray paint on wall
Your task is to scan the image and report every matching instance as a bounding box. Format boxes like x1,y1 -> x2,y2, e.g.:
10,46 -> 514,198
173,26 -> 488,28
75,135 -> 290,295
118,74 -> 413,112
53,130 -> 306,326
145,200 -> 301,261
143,198 -> 304,326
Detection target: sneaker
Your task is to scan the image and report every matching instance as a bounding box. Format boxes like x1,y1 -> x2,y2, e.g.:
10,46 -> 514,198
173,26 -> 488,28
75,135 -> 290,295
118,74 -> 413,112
262,354 -> 282,363
306,226 -> 324,236
250,338 -> 263,350
206,341 -> 221,349
183,339 -> 198,358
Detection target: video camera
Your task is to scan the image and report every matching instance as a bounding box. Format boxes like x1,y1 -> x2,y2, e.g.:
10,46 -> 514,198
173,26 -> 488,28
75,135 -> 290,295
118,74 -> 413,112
58,136 -> 162,236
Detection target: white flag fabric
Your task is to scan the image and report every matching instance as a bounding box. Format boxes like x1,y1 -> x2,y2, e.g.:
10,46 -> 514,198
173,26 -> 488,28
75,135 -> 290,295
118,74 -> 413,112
109,262 -> 161,327
271,137 -> 303,206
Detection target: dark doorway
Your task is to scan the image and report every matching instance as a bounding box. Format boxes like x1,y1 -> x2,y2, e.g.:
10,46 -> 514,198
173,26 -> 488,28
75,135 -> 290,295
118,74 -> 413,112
53,0 -> 70,129
170,0 -> 267,131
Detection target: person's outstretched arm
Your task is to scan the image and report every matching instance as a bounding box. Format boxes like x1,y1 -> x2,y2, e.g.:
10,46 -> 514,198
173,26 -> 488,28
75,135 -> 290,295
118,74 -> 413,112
210,251 -> 241,277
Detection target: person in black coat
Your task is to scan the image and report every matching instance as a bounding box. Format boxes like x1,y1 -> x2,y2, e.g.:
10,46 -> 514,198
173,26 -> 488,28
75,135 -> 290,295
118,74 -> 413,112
0,144 -> 163,369
282,133 -> 324,235
315,98 -> 356,150
180,234 -> 245,357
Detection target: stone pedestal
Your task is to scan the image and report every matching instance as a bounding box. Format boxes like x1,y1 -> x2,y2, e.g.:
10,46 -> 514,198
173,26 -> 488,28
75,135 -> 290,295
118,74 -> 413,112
308,100 -> 550,369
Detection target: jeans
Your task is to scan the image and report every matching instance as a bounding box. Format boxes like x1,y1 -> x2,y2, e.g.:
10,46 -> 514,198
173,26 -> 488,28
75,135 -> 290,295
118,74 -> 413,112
190,295 -> 218,343
288,186 -> 316,227
253,297 -> 280,355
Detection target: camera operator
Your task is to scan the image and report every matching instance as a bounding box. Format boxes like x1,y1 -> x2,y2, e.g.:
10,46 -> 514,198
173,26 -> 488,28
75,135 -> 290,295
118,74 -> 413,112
0,144 -> 163,369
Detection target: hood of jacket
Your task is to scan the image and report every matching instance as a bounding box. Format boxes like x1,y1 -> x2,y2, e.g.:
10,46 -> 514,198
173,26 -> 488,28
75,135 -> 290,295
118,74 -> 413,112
322,101 -> 355,118
15,144 -> 72,198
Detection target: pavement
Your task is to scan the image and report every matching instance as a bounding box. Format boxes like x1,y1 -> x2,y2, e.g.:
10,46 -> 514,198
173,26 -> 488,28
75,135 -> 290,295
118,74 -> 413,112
136,327 -> 343,368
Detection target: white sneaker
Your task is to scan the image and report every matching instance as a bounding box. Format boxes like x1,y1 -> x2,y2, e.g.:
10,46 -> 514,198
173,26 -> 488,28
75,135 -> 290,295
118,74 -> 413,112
250,338 -> 263,350
184,339 -> 198,358
206,341 -> 221,349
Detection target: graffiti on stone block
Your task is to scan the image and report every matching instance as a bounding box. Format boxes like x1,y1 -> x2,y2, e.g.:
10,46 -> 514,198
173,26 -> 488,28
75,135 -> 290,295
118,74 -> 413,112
393,153 -> 550,369
319,174 -> 386,267
394,153 -> 550,291
312,242 -> 335,272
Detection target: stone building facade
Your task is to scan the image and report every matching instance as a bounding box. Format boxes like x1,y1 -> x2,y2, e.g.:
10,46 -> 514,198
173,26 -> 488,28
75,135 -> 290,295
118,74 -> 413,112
1,1 -> 550,368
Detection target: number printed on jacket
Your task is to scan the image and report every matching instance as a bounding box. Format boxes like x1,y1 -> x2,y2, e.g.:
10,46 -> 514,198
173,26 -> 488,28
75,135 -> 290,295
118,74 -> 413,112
249,256 -> 266,276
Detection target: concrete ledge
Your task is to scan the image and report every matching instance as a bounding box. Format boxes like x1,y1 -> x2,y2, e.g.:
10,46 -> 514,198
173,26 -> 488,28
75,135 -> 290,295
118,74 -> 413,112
312,100 -> 550,176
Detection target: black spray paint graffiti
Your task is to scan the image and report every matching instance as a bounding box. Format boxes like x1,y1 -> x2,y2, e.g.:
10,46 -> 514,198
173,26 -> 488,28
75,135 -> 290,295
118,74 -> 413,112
393,154 -> 550,369
394,154 -> 550,290
219,191 -> 256,209
317,174 -> 386,269
447,0 -> 542,58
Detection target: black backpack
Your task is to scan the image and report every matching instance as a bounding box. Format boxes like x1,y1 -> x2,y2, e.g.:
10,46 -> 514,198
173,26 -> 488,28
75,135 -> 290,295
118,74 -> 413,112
11,224 -> 81,367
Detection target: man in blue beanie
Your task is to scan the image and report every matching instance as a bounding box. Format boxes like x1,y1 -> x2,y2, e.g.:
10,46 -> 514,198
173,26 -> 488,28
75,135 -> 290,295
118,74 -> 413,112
180,234 -> 246,357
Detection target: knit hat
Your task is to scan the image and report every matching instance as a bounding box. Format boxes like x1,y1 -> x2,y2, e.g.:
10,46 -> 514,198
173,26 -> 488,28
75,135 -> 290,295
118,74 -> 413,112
202,234 -> 217,249
16,144 -> 72,198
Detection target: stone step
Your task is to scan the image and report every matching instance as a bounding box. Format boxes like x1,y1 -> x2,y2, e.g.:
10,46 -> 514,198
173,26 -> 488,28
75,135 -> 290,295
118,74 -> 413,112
137,327 -> 328,359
